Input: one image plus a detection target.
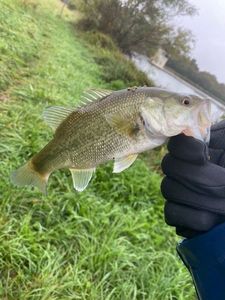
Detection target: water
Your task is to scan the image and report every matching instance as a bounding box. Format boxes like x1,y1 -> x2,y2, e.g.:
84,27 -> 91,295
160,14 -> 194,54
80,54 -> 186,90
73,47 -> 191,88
132,53 -> 209,96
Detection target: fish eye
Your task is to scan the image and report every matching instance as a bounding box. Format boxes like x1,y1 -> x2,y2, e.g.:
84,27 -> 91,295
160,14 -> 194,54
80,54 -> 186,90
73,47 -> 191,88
182,97 -> 191,106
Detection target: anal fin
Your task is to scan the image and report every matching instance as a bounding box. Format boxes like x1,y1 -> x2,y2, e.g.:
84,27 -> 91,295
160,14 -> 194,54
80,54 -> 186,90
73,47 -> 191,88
113,154 -> 138,173
70,168 -> 95,192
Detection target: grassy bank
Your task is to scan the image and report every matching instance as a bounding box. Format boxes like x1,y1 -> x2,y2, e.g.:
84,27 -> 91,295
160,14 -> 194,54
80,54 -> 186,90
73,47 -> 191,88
0,0 -> 194,299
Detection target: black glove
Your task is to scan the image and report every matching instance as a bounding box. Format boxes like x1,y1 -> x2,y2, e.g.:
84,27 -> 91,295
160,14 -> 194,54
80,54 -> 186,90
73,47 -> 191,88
161,120 -> 225,238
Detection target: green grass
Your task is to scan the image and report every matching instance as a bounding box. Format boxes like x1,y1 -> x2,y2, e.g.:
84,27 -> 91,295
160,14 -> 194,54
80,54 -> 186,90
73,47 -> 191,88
0,0 -> 195,299
78,31 -> 153,90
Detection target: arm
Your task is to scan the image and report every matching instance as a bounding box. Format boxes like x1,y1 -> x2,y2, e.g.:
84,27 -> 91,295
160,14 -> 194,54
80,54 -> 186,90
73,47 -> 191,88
177,224 -> 225,300
161,121 -> 225,300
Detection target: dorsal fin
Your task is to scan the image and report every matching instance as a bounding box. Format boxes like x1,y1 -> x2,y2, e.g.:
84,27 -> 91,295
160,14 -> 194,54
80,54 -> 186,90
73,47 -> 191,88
43,106 -> 74,131
79,88 -> 112,106
43,89 -> 112,130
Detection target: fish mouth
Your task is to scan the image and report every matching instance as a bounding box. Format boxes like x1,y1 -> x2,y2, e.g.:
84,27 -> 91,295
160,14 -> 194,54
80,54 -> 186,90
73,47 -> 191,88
198,100 -> 225,142
182,100 -> 212,142
197,100 -> 212,142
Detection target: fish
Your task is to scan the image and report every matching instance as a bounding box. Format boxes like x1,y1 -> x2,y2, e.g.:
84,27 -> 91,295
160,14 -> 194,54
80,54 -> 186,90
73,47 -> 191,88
11,86 -> 212,193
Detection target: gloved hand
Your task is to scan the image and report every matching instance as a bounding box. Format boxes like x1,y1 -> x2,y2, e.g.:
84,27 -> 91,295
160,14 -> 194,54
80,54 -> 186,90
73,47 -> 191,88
161,120 -> 225,238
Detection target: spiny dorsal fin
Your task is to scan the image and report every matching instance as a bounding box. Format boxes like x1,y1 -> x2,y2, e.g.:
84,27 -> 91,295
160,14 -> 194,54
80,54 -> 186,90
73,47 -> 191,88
79,88 -> 112,106
43,106 -> 74,131
43,89 -> 112,130
113,154 -> 138,173
70,168 -> 95,192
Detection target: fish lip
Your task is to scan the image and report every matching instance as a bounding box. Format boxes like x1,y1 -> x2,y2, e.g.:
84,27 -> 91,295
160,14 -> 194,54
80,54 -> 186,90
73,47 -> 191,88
183,100 -> 213,142
208,100 -> 225,123
196,99 -> 212,142
199,99 -> 211,122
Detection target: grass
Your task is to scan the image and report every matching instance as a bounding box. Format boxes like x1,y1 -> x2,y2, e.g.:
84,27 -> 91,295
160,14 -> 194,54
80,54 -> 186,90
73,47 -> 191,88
0,0 -> 195,299
78,31 -> 153,90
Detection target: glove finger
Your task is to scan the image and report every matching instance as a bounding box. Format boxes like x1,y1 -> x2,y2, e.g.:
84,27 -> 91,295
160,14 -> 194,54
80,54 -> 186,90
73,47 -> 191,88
210,120 -> 225,149
175,227 -> 199,239
161,177 -> 225,214
167,135 -> 209,165
161,155 -> 225,198
164,201 -> 225,233
209,148 -> 225,167
209,148 -> 224,165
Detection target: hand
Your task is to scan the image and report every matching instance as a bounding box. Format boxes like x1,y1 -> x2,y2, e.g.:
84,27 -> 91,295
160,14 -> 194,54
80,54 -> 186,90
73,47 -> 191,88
161,120 -> 225,238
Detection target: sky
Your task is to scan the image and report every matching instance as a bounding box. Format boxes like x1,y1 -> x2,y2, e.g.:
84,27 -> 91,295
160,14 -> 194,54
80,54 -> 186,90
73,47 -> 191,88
174,0 -> 225,84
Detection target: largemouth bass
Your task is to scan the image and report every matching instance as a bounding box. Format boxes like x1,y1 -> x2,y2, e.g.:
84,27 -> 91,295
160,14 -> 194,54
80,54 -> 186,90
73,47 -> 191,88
11,87 -> 211,193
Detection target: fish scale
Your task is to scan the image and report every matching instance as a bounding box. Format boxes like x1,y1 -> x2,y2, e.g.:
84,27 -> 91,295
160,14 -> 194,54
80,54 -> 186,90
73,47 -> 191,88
51,90 -> 148,168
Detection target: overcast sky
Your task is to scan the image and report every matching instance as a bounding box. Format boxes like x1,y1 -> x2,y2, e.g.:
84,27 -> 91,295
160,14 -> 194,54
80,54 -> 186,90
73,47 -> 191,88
174,0 -> 225,84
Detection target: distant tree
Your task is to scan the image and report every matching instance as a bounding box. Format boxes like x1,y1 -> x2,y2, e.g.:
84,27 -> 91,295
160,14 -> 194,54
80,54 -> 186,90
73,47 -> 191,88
167,55 -> 225,101
164,28 -> 195,58
77,0 -> 196,55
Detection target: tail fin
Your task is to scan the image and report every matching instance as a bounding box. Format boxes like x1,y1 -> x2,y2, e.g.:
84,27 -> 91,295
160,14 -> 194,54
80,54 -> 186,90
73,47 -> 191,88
10,161 -> 49,194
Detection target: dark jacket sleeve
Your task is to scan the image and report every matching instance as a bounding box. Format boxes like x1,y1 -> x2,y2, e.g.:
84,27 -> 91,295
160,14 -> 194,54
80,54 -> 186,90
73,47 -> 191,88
177,223 -> 225,300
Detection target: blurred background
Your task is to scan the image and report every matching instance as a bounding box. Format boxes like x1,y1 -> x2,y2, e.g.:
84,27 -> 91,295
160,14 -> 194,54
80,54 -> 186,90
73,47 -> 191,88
0,0 -> 223,299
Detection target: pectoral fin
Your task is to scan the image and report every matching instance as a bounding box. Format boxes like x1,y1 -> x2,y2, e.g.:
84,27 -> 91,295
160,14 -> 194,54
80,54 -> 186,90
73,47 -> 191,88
113,154 -> 138,173
105,113 -> 140,137
70,168 -> 95,192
